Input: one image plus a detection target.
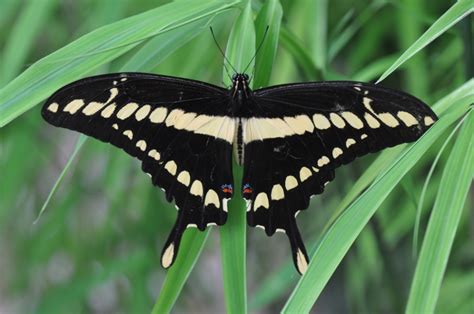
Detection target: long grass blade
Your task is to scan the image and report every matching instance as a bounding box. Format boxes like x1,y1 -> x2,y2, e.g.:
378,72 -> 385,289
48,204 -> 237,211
377,0 -> 473,83
282,95 -> 472,313
406,110 -> 473,313
151,229 -> 211,314
220,3 -> 255,313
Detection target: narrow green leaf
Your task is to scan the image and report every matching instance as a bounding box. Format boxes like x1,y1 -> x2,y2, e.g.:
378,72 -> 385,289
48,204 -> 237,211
253,0 -> 282,88
34,135 -> 87,223
1,0 -> 57,85
282,96 -> 472,313
377,0 -> 473,83
406,110 -> 473,314
220,4 -> 255,313
223,1 -> 256,85
0,0 -> 240,127
151,229 -> 211,314
312,0 -> 327,74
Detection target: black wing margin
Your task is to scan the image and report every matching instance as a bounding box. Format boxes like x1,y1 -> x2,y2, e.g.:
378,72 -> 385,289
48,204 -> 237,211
243,81 -> 438,274
42,73 -> 235,268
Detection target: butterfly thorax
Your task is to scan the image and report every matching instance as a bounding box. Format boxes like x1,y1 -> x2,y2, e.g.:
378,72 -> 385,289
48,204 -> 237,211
230,73 -> 252,116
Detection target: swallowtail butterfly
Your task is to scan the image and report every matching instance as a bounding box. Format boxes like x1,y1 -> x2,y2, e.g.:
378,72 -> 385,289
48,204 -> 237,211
42,72 -> 437,274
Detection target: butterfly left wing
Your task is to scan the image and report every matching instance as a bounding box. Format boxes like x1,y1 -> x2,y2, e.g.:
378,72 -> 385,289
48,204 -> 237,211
243,81 -> 437,274
42,73 -> 235,268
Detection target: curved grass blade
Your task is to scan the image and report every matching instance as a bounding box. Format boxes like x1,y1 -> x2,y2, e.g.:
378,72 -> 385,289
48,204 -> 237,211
151,229 -> 211,314
220,4 -> 255,313
282,96 -> 473,313
377,0 -> 473,83
34,135 -> 87,223
406,110 -> 473,314
0,0 -> 240,127
412,115 -> 467,258
253,0 -> 282,89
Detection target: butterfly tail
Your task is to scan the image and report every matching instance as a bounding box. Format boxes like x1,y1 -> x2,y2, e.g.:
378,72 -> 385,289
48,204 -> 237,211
286,217 -> 310,275
160,210 -> 186,269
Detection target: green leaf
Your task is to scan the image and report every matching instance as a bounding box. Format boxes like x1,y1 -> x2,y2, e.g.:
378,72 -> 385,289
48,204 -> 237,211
253,0 -> 282,88
1,0 -> 57,85
151,229 -> 211,314
282,95 -> 473,313
406,110 -> 474,314
377,0 -> 473,83
0,0 -> 240,127
220,4 -> 255,313
223,1 -> 255,86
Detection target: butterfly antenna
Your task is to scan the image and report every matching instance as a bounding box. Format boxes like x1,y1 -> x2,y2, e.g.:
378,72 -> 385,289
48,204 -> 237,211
243,25 -> 269,75
210,27 -> 238,76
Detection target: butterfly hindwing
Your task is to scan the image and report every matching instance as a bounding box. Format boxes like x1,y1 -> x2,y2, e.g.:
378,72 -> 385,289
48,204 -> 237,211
242,81 -> 437,274
42,73 -> 235,268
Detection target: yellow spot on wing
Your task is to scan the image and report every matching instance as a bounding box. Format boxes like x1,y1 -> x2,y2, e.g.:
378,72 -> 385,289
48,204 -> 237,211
299,167 -> 312,182
177,171 -> 191,186
190,180 -> 203,197
148,149 -> 160,161
364,113 -> 380,128
101,103 -> 116,118
285,176 -> 298,190
135,105 -> 151,121
424,116 -> 435,126
312,114 -> 331,130
47,103 -> 59,113
123,130 -> 133,140
346,138 -> 356,148
136,140 -> 147,151
255,192 -> 270,209
64,99 -> 85,114
164,160 -> 177,176
378,113 -> 399,127
117,103 -> 139,120
161,243 -> 174,268
204,189 -> 220,208
296,249 -> 308,274
149,107 -> 168,123
332,147 -> 343,158
341,112 -> 364,129
329,113 -> 345,128
317,156 -> 330,167
271,184 -> 284,200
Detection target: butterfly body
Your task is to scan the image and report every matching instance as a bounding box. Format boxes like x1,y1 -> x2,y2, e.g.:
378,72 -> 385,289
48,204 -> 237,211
42,72 -> 437,274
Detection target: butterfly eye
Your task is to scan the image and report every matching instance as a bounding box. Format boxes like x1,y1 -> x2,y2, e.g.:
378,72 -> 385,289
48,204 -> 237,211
232,74 -> 238,80
243,74 -> 249,80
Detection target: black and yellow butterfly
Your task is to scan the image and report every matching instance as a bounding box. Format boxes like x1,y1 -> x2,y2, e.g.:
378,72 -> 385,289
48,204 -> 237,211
42,72 -> 437,274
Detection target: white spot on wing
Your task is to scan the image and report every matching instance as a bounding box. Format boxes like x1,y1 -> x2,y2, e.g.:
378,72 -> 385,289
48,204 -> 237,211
148,149 -> 160,161
285,176 -> 298,190
47,103 -> 59,113
346,138 -> 356,148
341,112 -> 364,129
149,107 -> 168,123
164,160 -> 177,176
312,114 -> 331,130
424,116 -> 434,126
397,111 -> 418,127
364,113 -> 380,128
64,99 -> 85,114
117,103 -> 139,120
177,171 -> 191,186
296,249 -> 308,274
317,156 -> 330,167
204,189 -> 220,208
135,105 -> 151,121
299,167 -> 312,182
332,147 -> 343,159
101,103 -> 116,118
123,130 -> 133,140
329,113 -> 346,128
136,140 -> 147,151
190,180 -> 203,197
255,193 -> 270,209
161,243 -> 174,268
271,184 -> 284,200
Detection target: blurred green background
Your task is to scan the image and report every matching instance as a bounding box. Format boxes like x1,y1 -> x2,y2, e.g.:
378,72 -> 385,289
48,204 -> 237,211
0,0 -> 472,313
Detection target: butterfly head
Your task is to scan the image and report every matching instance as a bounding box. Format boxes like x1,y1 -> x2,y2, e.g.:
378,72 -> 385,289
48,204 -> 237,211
231,73 -> 251,103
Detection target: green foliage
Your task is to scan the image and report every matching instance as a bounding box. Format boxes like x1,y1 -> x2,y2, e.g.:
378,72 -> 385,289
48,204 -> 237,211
0,0 -> 471,313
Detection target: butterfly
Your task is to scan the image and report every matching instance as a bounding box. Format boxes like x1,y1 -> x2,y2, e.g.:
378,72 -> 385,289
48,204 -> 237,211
42,72 -> 437,274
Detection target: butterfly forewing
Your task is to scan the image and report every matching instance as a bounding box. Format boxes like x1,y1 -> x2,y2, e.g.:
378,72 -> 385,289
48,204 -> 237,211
42,73 -> 236,268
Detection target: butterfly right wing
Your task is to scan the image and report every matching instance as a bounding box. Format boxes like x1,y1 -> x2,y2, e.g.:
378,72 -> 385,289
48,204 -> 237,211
42,73 -> 235,268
